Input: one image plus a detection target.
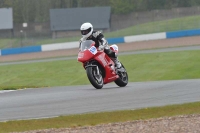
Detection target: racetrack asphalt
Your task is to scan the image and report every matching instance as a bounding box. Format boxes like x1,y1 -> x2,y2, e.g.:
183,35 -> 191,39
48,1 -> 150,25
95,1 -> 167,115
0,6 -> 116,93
0,46 -> 200,122
0,79 -> 200,122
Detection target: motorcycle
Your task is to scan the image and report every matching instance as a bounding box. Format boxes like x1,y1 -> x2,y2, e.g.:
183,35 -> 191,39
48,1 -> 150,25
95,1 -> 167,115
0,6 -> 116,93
77,40 -> 128,89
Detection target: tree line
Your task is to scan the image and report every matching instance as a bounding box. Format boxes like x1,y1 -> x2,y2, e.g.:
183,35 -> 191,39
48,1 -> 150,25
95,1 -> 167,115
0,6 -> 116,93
0,0 -> 200,23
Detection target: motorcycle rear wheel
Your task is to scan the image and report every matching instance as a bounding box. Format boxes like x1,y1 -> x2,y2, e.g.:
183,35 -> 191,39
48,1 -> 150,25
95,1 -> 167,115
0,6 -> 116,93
114,64 -> 128,87
86,66 -> 103,89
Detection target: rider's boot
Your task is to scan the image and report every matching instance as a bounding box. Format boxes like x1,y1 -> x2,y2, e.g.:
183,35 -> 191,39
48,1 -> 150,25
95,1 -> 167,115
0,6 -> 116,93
111,57 -> 122,69
104,47 -> 122,69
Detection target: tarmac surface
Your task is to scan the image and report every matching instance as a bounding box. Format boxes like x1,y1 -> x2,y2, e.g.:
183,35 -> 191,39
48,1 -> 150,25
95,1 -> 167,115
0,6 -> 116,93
0,79 -> 200,122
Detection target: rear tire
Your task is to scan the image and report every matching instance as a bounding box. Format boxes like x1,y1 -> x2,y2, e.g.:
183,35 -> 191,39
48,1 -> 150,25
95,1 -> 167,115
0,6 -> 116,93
86,66 -> 103,89
114,64 -> 128,87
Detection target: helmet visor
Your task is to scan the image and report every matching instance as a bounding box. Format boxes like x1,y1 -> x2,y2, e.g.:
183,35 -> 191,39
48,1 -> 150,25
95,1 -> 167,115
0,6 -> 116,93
81,27 -> 91,35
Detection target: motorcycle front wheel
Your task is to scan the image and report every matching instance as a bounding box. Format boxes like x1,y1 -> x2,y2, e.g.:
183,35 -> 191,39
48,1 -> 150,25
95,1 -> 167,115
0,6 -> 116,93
86,66 -> 103,89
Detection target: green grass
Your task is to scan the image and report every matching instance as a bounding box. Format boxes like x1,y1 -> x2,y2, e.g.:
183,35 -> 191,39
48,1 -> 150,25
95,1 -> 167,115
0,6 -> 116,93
105,15 -> 200,38
0,101 -> 199,133
0,50 -> 200,90
1,15 -> 200,49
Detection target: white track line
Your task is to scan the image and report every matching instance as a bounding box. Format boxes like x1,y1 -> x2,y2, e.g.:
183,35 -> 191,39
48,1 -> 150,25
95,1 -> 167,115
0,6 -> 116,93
0,90 -> 16,94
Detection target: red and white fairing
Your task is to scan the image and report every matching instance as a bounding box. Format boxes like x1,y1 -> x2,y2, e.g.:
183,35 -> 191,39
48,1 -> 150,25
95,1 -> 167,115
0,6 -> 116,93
77,40 -> 119,84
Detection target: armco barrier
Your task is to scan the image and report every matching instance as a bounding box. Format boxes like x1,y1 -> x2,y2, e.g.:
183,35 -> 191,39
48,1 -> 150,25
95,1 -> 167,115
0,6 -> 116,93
41,41 -> 79,51
124,32 -> 166,43
107,37 -> 125,44
41,38 -> 125,52
166,29 -> 200,38
1,45 -> 41,56
1,29 -> 200,56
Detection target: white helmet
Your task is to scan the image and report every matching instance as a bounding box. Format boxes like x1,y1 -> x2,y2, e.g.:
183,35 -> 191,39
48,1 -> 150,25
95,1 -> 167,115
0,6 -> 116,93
80,22 -> 93,38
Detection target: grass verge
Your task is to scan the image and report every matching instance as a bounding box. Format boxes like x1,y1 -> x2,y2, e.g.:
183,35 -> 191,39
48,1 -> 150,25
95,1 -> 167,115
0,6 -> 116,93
0,101 -> 199,133
105,15 -> 200,38
0,50 -> 200,90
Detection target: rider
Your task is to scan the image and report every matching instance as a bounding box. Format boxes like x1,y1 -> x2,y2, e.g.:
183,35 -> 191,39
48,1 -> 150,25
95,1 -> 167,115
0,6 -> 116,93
79,22 -> 121,69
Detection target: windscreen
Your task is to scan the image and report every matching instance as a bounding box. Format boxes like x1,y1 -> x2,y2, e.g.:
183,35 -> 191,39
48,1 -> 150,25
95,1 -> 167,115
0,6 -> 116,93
80,40 -> 95,51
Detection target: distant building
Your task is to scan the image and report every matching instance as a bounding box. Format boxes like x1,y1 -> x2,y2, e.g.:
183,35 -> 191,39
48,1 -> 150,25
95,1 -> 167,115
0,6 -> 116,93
50,7 -> 111,38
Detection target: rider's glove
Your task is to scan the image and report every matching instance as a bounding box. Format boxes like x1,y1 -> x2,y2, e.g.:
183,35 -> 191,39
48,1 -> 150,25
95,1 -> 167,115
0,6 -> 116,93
98,38 -> 107,50
98,45 -> 105,51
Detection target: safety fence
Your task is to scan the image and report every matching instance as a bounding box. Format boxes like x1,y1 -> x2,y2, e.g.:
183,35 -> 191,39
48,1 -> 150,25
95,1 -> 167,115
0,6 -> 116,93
1,29 -> 200,56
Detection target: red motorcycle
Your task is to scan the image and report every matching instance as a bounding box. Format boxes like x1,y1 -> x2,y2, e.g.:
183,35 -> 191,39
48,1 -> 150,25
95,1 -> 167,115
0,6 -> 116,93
77,40 -> 128,89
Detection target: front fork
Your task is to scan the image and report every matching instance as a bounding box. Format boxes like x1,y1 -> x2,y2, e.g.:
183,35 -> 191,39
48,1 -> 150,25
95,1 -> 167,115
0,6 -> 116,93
84,62 -> 100,76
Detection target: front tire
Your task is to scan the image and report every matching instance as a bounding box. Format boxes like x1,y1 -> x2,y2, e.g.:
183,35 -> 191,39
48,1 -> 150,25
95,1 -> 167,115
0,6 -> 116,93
86,66 -> 103,89
114,64 -> 128,87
